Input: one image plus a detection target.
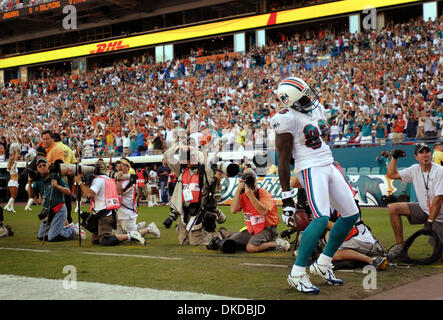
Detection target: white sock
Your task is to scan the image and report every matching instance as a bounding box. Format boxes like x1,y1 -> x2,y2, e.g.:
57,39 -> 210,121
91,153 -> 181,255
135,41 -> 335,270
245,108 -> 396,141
317,253 -> 333,266
290,265 -> 306,276
26,198 -> 34,207
5,198 -> 12,209
127,233 -> 132,240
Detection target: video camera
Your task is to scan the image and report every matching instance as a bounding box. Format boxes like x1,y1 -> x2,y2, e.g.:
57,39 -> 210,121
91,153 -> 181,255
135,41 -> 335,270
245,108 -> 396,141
211,162 -> 240,177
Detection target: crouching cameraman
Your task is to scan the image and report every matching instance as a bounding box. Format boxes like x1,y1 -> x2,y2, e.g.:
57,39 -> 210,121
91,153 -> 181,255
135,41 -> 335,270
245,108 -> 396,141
74,159 -> 145,246
208,172 -> 290,253
22,146 -> 46,211
27,158 -> 76,242
0,207 -> 13,238
162,142 -> 226,246
115,157 -> 161,240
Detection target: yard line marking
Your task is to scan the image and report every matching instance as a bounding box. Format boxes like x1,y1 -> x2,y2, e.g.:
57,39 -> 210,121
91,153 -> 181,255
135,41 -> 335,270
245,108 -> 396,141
0,275 -> 243,300
241,263 -> 289,268
0,247 -> 51,253
335,269 -> 365,273
0,247 -> 182,260
81,251 -> 183,260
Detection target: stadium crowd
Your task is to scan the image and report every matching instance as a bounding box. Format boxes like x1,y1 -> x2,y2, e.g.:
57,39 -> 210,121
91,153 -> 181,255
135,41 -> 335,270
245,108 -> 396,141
0,15 -> 442,163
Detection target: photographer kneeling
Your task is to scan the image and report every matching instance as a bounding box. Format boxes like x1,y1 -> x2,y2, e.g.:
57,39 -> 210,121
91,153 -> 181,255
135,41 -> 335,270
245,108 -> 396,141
208,172 -> 290,253
162,142 -> 226,246
115,158 -> 161,240
74,159 -> 145,246
0,207 -> 14,238
28,158 -> 76,242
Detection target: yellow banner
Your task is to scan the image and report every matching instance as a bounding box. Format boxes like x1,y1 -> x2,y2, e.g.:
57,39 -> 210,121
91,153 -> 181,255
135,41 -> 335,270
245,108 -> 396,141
0,0 -> 421,69
277,0 -> 421,24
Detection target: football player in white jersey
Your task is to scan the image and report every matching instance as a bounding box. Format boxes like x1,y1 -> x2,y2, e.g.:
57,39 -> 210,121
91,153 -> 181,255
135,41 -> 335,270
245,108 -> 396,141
271,77 -> 359,294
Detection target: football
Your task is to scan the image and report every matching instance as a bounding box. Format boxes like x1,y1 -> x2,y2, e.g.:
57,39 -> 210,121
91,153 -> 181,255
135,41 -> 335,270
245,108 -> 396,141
288,209 -> 310,231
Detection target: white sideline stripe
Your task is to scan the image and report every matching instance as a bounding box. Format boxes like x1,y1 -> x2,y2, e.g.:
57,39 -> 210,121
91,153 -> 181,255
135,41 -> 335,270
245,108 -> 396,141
0,247 -> 182,260
241,263 -> 289,268
0,275 -> 243,300
81,251 -> 183,260
0,247 -> 51,253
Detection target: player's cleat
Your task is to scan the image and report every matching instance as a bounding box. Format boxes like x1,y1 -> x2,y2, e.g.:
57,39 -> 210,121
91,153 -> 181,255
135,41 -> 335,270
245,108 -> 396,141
287,273 -> 319,294
309,261 -> 343,286
275,237 -> 290,252
372,256 -> 388,270
147,222 -> 161,239
129,231 -> 146,245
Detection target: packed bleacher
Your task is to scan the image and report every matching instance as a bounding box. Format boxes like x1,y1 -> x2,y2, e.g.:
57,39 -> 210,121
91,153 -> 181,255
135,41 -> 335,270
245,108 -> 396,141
0,15 -> 442,161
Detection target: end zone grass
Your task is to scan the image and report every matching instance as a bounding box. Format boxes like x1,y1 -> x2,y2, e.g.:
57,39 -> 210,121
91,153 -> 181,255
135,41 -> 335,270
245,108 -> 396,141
1,205 -> 442,300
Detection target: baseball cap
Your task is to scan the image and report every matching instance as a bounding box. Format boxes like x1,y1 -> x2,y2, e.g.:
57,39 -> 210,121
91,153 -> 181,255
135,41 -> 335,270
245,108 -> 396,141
434,142 -> 442,148
36,157 -> 48,166
415,143 -> 431,154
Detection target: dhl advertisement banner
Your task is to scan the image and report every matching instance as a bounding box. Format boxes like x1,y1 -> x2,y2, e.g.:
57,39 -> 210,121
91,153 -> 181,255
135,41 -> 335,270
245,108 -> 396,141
0,0 -> 421,69
219,175 -> 414,207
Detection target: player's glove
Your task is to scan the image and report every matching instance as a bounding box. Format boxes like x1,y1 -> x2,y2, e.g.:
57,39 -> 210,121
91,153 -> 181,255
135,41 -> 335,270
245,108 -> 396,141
391,149 -> 406,159
281,196 -> 296,226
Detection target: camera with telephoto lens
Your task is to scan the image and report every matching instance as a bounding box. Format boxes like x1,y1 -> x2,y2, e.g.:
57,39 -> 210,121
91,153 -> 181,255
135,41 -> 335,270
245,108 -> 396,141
23,164 -> 39,181
240,172 -> 256,193
38,207 -> 50,221
21,155 -> 40,181
212,161 -> 240,177
163,208 -> 177,229
53,162 -> 97,176
106,171 -> 138,185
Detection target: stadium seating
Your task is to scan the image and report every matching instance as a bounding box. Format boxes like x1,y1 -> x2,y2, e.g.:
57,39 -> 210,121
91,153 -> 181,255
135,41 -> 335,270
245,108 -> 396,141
371,167 -> 380,175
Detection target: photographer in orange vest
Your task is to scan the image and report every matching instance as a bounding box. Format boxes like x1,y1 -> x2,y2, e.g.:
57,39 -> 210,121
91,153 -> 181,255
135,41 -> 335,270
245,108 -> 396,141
74,159 -> 145,246
163,141 -> 226,246
208,172 -> 290,253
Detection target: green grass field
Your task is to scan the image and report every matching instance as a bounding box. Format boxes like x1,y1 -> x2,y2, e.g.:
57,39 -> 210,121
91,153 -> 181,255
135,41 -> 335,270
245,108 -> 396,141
1,204 -> 442,300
